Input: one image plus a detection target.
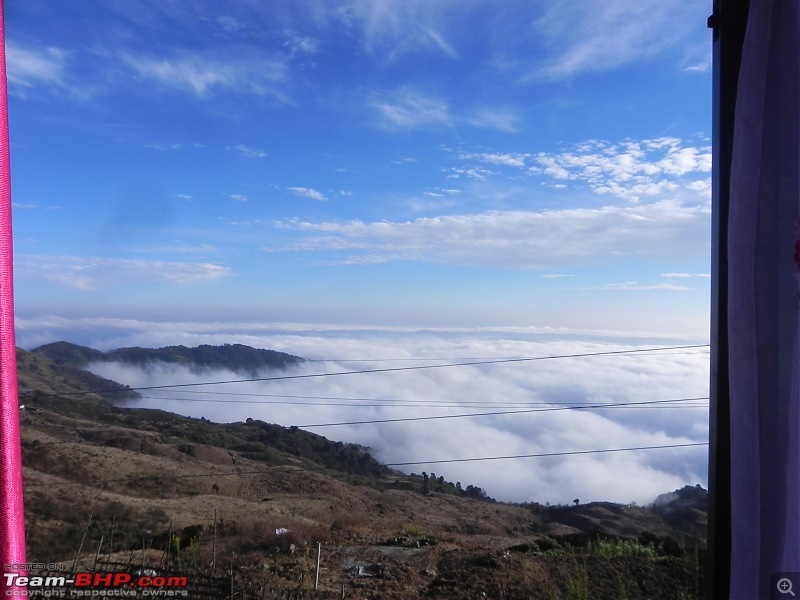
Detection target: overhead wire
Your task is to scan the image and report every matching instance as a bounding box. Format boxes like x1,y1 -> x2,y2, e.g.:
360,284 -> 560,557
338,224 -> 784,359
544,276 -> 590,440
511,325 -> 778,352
135,392 -> 709,409
383,442 -> 709,466
22,343 -> 710,490
293,397 -> 710,427
47,343 -> 710,398
23,441 -> 708,488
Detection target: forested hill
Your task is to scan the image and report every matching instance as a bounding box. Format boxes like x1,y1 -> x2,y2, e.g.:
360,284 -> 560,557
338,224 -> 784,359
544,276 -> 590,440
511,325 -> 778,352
33,341 -> 303,374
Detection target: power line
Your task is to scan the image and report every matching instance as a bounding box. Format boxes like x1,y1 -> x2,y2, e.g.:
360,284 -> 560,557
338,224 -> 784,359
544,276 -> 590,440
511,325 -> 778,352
78,343 -> 709,395
295,397 -> 710,427
384,442 -> 709,467
23,442 -> 708,488
135,393 -> 709,409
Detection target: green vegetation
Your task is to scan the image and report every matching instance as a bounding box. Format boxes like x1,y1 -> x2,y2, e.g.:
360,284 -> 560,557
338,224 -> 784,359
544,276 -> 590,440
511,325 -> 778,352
587,539 -> 660,558
564,560 -> 589,600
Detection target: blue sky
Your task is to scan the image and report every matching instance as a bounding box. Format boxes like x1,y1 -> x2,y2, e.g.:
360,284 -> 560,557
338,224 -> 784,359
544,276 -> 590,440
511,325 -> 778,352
5,1 -> 713,503
7,0 -> 712,334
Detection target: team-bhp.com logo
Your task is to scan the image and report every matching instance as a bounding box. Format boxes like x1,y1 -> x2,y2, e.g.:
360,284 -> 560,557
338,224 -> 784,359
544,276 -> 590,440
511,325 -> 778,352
3,570 -> 188,597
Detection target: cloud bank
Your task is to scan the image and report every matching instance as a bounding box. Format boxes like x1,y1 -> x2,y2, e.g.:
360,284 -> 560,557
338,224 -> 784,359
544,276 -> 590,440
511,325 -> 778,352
70,323 -> 709,505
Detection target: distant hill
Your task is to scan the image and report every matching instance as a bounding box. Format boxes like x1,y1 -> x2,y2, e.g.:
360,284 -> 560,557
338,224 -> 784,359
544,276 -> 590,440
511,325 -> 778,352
17,347 -> 138,406
651,483 -> 708,535
30,340 -> 106,366
33,341 -> 303,374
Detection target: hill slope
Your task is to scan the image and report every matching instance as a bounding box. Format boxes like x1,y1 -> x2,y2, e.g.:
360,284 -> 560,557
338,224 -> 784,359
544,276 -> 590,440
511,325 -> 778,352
17,344 -> 707,599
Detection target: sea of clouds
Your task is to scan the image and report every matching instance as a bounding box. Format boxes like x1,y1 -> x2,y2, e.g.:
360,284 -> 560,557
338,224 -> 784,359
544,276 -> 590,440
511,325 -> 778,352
17,318 -> 709,506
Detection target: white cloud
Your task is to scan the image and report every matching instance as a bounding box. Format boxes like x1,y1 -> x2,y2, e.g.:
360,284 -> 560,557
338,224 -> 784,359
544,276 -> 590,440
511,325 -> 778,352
444,166 -> 497,181
460,151 -> 530,168
4,42 -> 79,98
217,16 -> 245,34
529,0 -> 704,79
229,194 -> 248,202
271,199 -> 709,268
145,143 -> 183,151
661,273 -> 710,279
284,32 -> 321,55
602,281 -> 691,291
6,43 -> 68,87
371,87 -> 452,129
123,51 -> 287,99
527,138 -> 712,202
230,144 -> 267,158
334,0 -> 459,60
467,109 -> 520,133
76,328 -> 708,505
15,255 -> 230,290
288,187 -> 327,201
370,88 -> 519,133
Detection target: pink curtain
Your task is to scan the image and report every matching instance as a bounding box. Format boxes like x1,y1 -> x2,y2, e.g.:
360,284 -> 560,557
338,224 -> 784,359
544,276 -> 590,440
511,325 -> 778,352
0,0 -> 28,593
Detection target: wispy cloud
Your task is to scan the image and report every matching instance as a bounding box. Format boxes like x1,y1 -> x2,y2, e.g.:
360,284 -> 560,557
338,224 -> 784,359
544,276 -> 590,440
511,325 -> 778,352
217,16 -> 245,34
4,42 -> 83,98
371,86 -> 452,129
467,109 -> 520,133
661,273 -> 710,279
602,281 -> 691,291
370,87 -> 519,132
268,198 -> 709,268
123,51 -> 287,99
459,151 -> 530,168
444,166 -> 497,181
288,187 -> 327,201
336,0 -> 459,60
16,255 -> 230,290
284,32 -> 321,55
230,144 -> 267,158
145,143 -> 183,151
529,0 -> 702,79
229,194 -> 248,202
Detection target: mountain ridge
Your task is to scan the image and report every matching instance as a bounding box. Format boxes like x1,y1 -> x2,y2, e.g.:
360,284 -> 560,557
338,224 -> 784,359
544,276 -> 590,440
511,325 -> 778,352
33,340 -> 303,374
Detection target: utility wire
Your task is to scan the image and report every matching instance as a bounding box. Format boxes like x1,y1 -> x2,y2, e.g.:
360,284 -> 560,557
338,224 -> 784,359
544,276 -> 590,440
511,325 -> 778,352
295,397 -> 710,427
22,396 -> 708,449
64,343 -> 709,396
23,441 -> 708,488
135,393 -> 709,409
384,442 -> 709,466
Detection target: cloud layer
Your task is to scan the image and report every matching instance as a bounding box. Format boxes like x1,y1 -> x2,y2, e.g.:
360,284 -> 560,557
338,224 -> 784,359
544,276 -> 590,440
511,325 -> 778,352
40,320 -> 712,505
269,199 -> 709,268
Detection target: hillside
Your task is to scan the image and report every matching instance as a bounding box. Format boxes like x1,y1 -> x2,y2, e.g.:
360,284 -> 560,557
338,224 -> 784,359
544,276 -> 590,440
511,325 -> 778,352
17,344 -> 707,599
33,340 -> 303,374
